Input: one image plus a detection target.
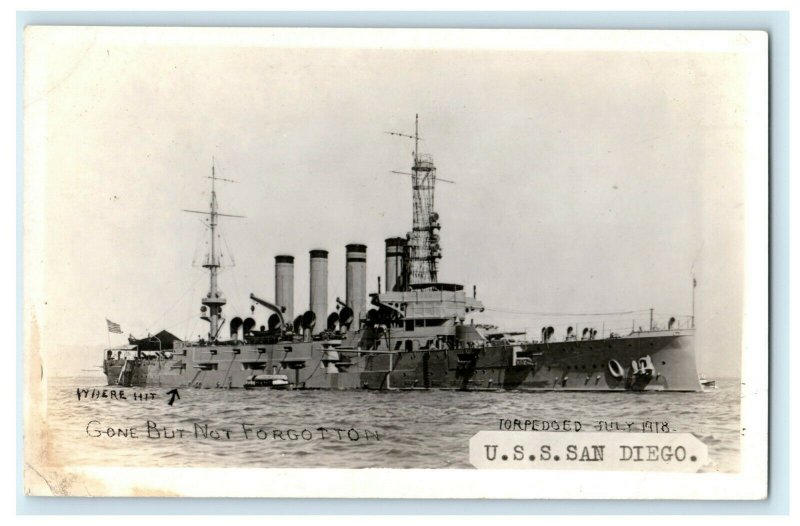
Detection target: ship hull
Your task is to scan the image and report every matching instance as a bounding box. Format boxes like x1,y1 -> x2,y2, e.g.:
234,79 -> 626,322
103,329 -> 700,392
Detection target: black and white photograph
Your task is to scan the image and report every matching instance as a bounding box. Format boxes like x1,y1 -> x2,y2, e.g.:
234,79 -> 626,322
22,26 -> 768,499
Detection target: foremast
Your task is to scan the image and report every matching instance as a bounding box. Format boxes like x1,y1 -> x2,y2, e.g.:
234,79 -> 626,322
388,114 -> 449,286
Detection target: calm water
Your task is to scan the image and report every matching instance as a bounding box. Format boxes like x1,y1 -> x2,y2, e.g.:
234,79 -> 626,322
45,375 -> 740,472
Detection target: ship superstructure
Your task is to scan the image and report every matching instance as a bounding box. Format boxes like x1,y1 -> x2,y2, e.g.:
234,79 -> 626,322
103,117 -> 701,392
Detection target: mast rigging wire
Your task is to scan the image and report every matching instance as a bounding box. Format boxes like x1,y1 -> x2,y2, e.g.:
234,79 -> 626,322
483,307 -> 651,317
144,274 -> 204,336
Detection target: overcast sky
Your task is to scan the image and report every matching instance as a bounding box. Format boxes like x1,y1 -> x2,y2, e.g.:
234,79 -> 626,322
25,28 -> 760,377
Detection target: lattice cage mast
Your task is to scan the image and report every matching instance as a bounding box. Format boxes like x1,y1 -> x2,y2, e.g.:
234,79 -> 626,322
409,151 -> 441,284
387,114 -> 450,286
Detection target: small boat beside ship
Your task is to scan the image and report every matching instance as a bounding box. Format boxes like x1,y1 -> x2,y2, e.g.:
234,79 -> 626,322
244,374 -> 293,391
699,375 -> 717,390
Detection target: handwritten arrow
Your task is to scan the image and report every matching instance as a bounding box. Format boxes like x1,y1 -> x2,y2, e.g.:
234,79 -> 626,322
166,388 -> 180,406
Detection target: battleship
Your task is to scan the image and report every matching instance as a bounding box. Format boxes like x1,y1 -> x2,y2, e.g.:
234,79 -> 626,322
103,116 -> 702,392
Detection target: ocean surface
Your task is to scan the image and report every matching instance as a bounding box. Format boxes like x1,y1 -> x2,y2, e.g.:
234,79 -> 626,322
44,374 -> 741,472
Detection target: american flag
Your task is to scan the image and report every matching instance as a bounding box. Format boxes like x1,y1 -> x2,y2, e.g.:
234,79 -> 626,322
106,319 -> 122,334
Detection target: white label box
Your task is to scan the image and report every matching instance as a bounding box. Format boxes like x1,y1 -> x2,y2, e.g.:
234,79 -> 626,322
470,431 -> 709,472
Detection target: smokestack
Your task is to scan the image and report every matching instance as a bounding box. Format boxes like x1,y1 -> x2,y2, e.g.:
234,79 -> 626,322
385,237 -> 405,293
346,244 -> 367,329
274,255 -> 294,323
309,249 -> 328,335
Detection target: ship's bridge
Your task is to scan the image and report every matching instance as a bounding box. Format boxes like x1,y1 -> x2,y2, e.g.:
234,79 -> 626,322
373,282 -> 484,322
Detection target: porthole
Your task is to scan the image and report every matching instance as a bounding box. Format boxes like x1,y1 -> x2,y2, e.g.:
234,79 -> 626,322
662,361 -> 666,365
